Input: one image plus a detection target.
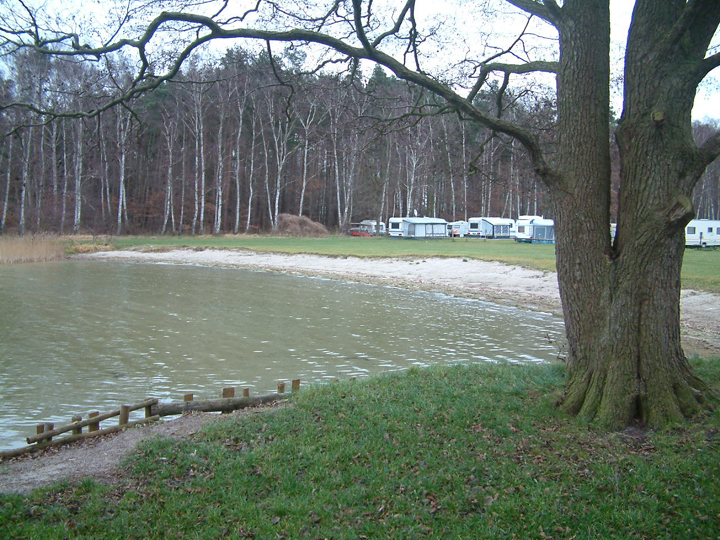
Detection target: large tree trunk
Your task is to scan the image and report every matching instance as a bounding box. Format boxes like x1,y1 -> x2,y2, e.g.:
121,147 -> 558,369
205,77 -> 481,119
555,0 -> 713,428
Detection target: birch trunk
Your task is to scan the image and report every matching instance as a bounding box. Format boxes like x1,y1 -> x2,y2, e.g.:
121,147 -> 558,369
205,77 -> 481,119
72,119 -> 83,235
60,120 -> 68,233
161,114 -> 178,235
213,111 -> 225,234
116,112 -> 130,236
0,135 -> 12,235
19,127 -> 33,236
245,112 -> 257,233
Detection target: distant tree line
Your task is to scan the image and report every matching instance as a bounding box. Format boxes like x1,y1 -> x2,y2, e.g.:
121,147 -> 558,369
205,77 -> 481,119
1,46 -> 717,236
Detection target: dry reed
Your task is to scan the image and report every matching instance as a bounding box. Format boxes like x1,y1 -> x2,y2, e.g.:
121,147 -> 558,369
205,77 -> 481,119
0,235 -> 66,264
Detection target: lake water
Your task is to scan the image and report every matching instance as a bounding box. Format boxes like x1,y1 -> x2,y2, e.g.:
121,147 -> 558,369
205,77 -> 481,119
0,260 -> 565,450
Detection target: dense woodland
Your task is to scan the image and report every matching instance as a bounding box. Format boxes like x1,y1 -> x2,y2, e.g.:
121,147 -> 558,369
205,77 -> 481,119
1,46 -> 718,236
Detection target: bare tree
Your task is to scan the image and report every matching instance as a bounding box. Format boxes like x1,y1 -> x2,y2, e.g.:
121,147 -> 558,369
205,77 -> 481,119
160,97 -> 180,235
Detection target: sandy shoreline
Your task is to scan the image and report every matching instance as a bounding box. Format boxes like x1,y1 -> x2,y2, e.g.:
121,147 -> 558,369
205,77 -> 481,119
79,248 -> 720,358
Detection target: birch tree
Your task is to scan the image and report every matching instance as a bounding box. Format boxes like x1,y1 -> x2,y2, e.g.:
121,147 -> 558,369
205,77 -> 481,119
1,134 -> 13,235
115,108 -> 132,235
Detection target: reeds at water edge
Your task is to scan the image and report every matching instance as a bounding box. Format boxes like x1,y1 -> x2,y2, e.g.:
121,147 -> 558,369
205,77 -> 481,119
0,235 -> 66,264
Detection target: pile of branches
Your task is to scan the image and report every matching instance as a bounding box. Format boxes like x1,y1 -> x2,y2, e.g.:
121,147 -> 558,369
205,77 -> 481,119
275,214 -> 330,237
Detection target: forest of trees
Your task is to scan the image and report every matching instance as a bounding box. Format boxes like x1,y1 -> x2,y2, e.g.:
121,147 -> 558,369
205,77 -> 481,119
1,45 -> 718,236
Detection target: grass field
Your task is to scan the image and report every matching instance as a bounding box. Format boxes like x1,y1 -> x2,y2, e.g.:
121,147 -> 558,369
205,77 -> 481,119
80,234 -> 559,271
1,360 -> 718,539
68,234 -> 720,293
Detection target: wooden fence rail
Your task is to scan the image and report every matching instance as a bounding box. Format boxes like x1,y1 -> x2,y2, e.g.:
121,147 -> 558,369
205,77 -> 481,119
26,398 -> 159,444
0,379 -> 301,460
151,393 -> 283,417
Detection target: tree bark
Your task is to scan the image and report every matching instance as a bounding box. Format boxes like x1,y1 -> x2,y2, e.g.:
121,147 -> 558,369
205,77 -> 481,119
554,0 -> 715,428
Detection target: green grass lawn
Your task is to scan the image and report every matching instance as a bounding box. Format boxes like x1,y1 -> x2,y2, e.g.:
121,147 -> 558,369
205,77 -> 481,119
2,360 -> 719,539
81,234 -> 559,270
68,234 -> 720,293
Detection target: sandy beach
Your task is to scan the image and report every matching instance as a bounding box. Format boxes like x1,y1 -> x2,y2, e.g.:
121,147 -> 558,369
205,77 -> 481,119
79,248 -> 720,358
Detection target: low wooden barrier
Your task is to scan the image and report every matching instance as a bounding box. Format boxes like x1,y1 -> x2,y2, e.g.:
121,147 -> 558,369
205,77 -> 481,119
0,379 -> 301,460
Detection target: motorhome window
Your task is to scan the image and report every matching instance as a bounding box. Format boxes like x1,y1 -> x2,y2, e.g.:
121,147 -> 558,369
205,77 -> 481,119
708,228 -> 713,233
470,223 -> 478,229
391,222 -> 400,229
687,227 -> 696,234
518,226 -> 526,233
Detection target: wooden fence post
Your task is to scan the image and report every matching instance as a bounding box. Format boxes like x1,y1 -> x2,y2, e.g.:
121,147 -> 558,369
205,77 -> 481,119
184,393 -> 194,402
277,381 -> 286,394
119,405 -> 130,426
243,387 -> 250,398
222,387 -> 235,414
72,415 -> 82,435
88,411 -> 100,432
292,379 -> 300,392
44,423 -> 54,442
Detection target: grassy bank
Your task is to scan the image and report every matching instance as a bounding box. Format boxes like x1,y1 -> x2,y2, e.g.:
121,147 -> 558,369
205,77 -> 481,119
70,234 -> 720,293
2,361 -> 719,539
0,235 -> 66,264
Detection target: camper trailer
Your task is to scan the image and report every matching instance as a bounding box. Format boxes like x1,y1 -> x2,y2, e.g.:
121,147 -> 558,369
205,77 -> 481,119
359,220 -> 386,235
515,216 -> 555,244
467,217 -> 516,238
685,219 -> 720,247
387,217 -> 448,238
388,217 -> 405,237
447,221 -> 470,237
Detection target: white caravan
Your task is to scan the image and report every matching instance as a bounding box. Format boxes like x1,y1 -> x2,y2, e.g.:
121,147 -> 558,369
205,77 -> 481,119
467,217 -> 516,238
447,221 -> 470,237
515,216 -> 555,244
388,217 -> 405,237
685,219 -> 720,247
359,220 -> 386,235
387,217 -> 448,238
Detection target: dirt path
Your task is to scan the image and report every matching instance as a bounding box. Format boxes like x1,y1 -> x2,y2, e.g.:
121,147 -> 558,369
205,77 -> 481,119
0,406 -> 287,495
1,249 -> 718,495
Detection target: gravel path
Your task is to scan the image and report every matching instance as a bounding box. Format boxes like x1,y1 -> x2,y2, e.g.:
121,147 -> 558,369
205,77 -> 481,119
0,405 -> 287,495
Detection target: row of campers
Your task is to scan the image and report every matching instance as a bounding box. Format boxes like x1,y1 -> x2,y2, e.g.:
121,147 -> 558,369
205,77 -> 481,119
386,215 -> 555,243
369,216 -> 719,246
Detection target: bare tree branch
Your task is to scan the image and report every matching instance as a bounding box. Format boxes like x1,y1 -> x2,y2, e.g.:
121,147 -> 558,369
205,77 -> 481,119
699,130 -> 720,167
503,0 -> 561,26
1,3 -> 557,180
700,50 -> 720,78
371,0 -> 414,48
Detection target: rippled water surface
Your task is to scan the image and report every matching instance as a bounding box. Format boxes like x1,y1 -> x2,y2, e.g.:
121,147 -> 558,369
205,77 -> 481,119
0,260 -> 564,449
